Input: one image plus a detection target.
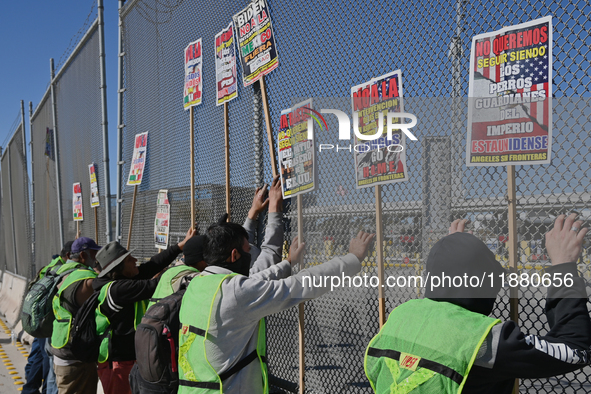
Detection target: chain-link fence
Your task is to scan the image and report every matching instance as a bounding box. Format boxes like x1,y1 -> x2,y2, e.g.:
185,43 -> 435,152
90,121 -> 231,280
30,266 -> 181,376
29,16 -> 111,272
115,0 -> 591,392
30,90 -> 62,274
54,19 -> 109,247
1,123 -> 33,278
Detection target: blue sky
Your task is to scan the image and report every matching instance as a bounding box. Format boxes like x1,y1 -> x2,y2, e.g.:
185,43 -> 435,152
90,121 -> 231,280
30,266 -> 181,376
0,0 -> 118,189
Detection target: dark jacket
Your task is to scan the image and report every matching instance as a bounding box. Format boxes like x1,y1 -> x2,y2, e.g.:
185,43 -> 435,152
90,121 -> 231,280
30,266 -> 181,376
92,244 -> 182,361
425,233 -> 591,393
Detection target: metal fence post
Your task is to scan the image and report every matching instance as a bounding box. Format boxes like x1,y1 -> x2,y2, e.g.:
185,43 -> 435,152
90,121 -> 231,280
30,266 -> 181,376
50,58 -> 65,248
97,0 -> 112,243
116,0 -> 125,242
28,101 -> 36,277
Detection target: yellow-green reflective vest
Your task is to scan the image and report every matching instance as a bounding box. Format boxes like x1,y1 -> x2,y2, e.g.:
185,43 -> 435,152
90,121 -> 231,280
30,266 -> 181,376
147,265 -> 200,310
40,256 -> 65,279
365,299 -> 500,394
178,273 -> 268,393
95,282 -> 150,363
51,266 -> 97,349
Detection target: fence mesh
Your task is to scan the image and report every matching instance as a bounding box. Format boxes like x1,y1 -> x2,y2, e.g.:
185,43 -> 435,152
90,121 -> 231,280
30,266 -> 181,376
1,125 -> 33,278
116,0 -> 591,392
53,21 -> 109,247
1,150 -> 15,274
30,94 -> 63,273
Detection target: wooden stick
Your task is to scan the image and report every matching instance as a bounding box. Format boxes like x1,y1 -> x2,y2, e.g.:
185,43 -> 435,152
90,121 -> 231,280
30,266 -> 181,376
127,185 -> 138,250
224,102 -> 231,221
259,76 -> 278,177
190,106 -> 196,229
375,185 -> 386,328
297,194 -> 305,394
94,207 -> 98,241
507,165 -> 519,393
76,221 -> 80,239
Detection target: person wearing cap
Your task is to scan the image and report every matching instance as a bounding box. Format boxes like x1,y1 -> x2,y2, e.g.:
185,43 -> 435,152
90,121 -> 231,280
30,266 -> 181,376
49,237 -> 103,394
92,227 -> 195,394
364,214 -> 591,394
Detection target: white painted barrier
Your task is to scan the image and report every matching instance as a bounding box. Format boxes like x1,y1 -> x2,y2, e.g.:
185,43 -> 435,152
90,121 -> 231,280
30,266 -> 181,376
0,271 -> 28,328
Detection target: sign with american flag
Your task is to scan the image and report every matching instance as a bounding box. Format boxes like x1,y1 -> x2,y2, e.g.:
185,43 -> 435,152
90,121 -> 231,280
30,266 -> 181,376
467,16 -> 552,166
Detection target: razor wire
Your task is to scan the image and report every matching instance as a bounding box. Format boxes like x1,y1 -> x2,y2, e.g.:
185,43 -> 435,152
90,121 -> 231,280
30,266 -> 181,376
118,0 -> 591,392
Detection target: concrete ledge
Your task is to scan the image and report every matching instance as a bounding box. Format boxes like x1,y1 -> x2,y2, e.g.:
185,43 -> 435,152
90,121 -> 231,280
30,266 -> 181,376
0,272 -> 28,328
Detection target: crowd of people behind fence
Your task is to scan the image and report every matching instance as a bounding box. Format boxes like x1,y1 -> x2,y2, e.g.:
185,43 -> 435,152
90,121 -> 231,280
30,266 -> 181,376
17,174 -> 591,394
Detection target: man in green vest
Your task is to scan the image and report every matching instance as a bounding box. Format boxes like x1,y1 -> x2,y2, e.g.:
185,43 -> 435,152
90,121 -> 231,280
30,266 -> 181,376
147,176 -> 286,309
38,240 -> 74,279
365,213 -> 591,393
178,221 -> 375,393
50,236 -> 102,394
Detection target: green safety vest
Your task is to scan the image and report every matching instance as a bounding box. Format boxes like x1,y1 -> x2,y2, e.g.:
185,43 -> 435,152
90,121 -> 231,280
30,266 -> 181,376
95,281 -> 150,363
365,298 -> 500,394
39,256 -> 65,279
178,273 -> 268,393
147,265 -> 200,310
51,266 -> 98,349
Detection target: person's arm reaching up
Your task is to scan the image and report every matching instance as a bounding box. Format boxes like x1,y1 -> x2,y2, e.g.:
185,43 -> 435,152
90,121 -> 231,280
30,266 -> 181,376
250,175 -> 284,274
469,213 -> 591,384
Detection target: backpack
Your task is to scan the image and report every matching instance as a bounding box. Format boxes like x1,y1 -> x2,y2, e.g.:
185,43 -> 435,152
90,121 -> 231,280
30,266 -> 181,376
21,267 -> 76,338
135,287 -> 187,389
69,291 -> 110,362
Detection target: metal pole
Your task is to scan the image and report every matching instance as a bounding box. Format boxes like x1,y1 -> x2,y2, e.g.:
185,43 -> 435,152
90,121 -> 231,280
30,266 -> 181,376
375,185 -> 386,327
116,0 -> 125,242
29,101 -> 35,275
50,58 -> 65,248
224,102 -> 231,220
190,107 -> 195,229
297,194 -> 305,394
97,0 -> 112,243
20,100 -> 29,277
7,145 -> 19,275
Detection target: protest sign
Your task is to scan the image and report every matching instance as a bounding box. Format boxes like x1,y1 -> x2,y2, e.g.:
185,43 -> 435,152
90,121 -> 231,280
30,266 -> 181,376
154,190 -> 170,249
127,132 -> 148,186
467,16 -> 552,166
351,70 -> 408,189
215,23 -> 239,106
278,99 -> 316,198
73,183 -> 83,221
232,0 -> 278,87
88,163 -> 100,207
184,38 -> 203,110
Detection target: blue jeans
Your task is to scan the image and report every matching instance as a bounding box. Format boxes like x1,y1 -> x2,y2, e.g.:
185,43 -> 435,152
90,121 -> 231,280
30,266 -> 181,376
44,340 -> 58,394
22,338 -> 49,394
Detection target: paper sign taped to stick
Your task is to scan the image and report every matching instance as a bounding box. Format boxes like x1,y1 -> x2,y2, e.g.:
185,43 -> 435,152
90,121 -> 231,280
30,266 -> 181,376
73,183 -> 83,221
232,0 -> 279,87
127,132 -> 148,186
351,70 -> 408,189
184,38 -> 203,110
467,16 -> 552,166
215,23 -> 239,106
278,99 -> 316,198
154,189 -> 170,249
88,163 -> 100,208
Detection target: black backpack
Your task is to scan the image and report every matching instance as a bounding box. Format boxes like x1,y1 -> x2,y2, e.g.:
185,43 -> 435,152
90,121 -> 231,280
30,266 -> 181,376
21,267 -> 76,338
69,291 -> 110,362
135,287 -> 187,389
